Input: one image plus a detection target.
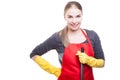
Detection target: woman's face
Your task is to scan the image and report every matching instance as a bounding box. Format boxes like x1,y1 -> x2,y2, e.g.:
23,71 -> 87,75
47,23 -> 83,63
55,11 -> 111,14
64,5 -> 83,31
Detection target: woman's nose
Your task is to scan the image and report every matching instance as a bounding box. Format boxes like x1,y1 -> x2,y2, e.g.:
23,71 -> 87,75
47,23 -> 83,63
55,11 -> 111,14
72,18 -> 77,23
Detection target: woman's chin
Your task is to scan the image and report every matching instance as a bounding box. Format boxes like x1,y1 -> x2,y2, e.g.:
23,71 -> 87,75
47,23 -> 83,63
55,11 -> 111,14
70,27 -> 79,31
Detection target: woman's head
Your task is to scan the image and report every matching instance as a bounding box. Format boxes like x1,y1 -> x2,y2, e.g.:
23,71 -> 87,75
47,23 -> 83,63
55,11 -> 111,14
59,1 -> 83,47
64,1 -> 83,31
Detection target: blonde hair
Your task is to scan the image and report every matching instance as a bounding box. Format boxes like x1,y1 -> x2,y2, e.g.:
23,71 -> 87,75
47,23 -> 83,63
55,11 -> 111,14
59,1 -> 83,47
64,1 -> 82,16
59,26 -> 69,47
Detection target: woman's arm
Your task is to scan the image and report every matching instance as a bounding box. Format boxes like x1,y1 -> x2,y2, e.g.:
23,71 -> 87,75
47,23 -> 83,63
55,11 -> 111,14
32,55 -> 61,77
30,32 -> 59,58
30,32 -> 61,77
77,30 -> 105,68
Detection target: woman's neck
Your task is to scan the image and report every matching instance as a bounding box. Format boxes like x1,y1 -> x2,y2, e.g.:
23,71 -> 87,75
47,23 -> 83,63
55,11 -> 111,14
67,28 -> 86,44
67,28 -> 81,36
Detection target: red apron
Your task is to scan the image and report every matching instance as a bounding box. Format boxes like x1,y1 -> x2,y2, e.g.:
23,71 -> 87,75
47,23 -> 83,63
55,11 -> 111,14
58,29 -> 94,80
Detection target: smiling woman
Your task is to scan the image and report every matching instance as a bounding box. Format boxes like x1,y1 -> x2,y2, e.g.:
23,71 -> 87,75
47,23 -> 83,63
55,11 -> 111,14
1,0 -> 120,80
64,2 -> 83,31
30,1 -> 105,80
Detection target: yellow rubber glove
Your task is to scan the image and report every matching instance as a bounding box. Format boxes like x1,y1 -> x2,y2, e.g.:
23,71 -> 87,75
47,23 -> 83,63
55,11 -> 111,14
76,51 -> 104,68
34,55 -> 61,77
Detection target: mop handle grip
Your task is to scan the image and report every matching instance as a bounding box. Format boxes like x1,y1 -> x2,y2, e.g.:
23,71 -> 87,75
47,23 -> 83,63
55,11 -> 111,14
80,47 -> 84,80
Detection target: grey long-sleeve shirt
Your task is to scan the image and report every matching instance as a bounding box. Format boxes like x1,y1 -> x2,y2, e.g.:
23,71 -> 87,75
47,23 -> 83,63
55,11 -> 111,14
30,29 -> 105,64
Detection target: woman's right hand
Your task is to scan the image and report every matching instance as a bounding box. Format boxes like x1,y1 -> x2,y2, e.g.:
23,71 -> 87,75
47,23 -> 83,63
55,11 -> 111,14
32,55 -> 61,77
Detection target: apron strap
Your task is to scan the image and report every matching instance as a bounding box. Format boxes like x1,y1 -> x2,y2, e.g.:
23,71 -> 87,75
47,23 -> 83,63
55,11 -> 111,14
80,29 -> 94,56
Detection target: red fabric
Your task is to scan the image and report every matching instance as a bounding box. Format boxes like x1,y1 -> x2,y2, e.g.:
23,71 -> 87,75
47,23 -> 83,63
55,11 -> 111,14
58,29 -> 94,80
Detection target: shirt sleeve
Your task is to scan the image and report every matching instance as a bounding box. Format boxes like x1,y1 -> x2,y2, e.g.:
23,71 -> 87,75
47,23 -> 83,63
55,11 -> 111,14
92,31 -> 105,60
30,32 -> 59,58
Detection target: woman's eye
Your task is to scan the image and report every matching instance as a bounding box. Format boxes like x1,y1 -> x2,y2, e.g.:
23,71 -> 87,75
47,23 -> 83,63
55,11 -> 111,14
76,15 -> 81,18
68,15 -> 73,18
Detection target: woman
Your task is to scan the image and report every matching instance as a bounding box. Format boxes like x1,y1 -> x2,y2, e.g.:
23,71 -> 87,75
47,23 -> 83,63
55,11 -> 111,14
30,1 -> 105,80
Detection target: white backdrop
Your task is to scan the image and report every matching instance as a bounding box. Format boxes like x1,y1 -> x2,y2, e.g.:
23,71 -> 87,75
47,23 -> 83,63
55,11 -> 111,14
0,0 -> 120,80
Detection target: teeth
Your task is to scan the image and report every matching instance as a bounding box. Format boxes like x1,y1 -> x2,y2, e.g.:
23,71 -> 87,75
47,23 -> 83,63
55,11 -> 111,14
72,24 -> 77,27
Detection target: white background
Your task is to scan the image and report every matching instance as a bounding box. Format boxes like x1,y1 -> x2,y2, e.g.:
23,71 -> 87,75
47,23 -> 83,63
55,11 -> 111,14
0,0 -> 120,80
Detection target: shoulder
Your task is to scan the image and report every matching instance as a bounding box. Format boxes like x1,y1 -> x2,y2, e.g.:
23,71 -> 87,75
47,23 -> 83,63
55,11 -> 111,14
84,29 -> 98,36
48,32 -> 62,44
84,29 -> 99,39
84,29 -> 101,45
51,32 -> 61,40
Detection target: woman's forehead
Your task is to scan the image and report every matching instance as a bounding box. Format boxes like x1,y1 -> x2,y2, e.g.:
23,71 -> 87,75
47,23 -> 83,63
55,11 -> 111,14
65,6 -> 82,15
